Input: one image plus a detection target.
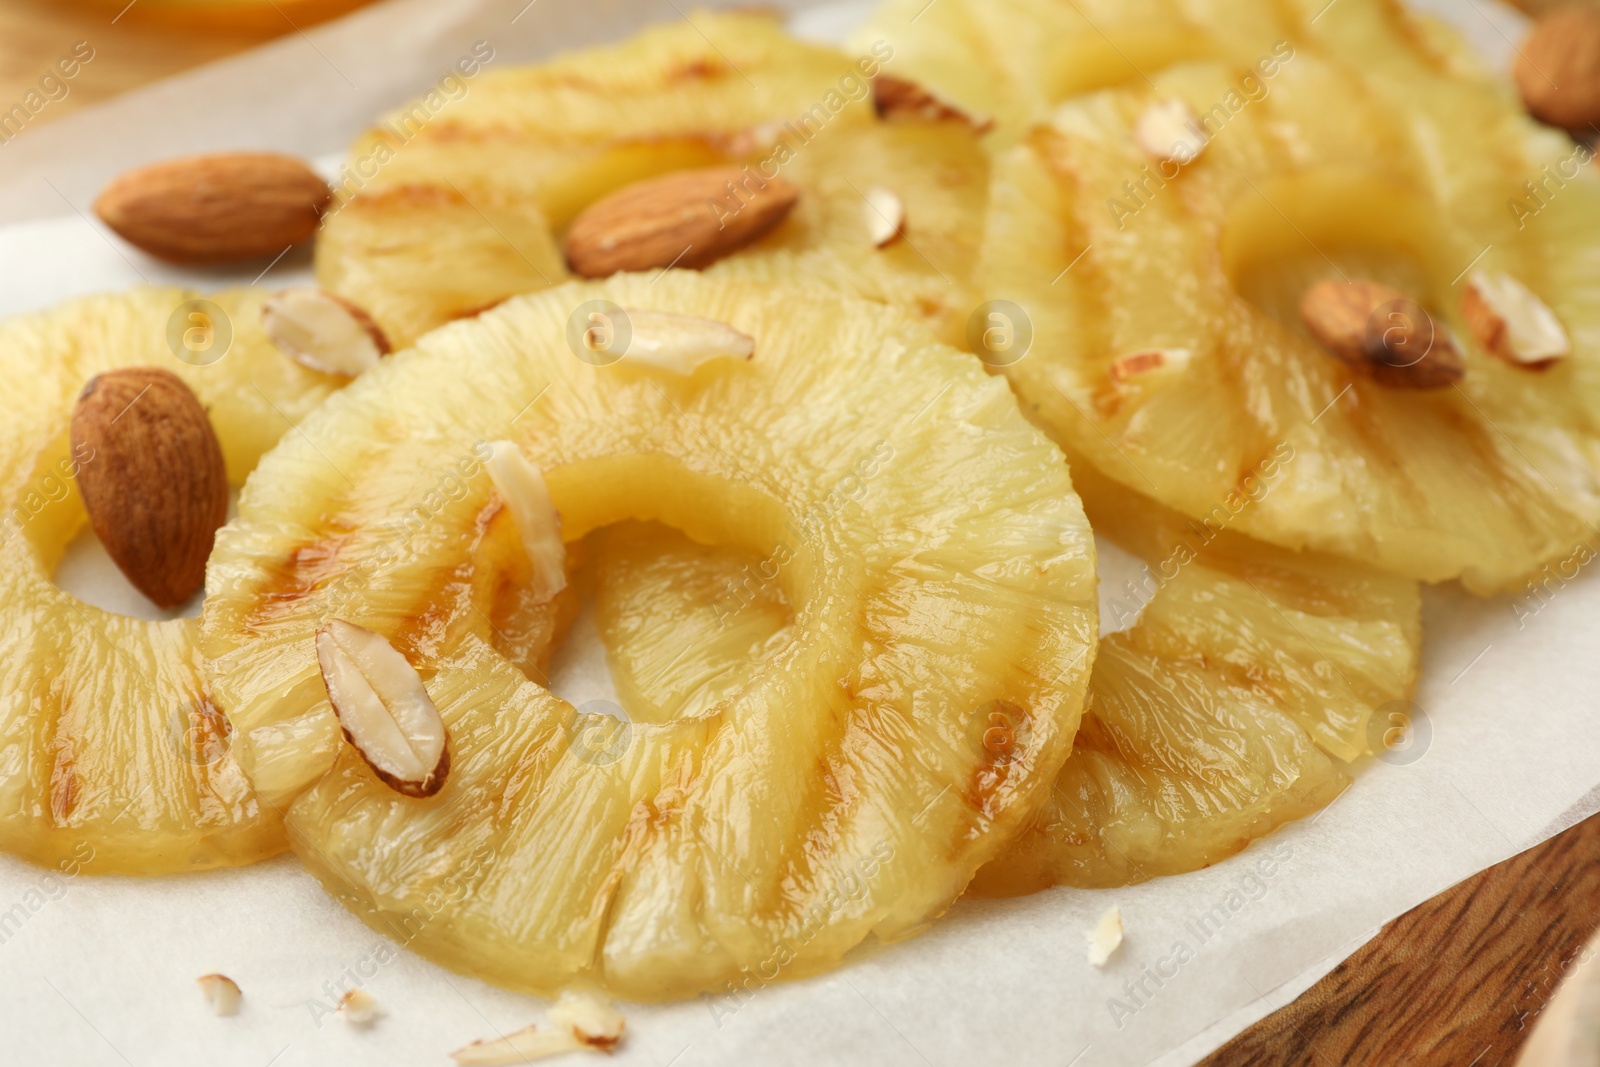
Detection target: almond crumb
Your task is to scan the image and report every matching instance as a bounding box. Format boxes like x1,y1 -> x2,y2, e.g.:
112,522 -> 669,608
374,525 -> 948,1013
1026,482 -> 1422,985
548,988 -> 625,1050
1135,99 -> 1207,166
1087,905 -> 1124,967
340,988 -> 383,1028
197,973 -> 242,1016
449,989 -> 625,1064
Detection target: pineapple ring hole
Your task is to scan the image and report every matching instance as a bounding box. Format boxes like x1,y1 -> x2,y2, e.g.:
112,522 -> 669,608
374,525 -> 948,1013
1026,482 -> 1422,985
500,454 -> 815,717
1220,170 -> 1458,343
9,443 -> 212,621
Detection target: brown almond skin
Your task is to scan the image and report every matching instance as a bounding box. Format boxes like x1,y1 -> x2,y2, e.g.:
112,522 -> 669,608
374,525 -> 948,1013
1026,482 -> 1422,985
70,368 -> 228,608
1515,6 -> 1600,133
94,152 -> 331,265
563,167 -> 799,279
1300,279 -> 1465,390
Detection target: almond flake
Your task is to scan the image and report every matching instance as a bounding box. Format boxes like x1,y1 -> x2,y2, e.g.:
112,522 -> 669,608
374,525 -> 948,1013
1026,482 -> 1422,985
316,620 -> 450,798
197,974 -> 242,1016
872,74 -> 994,133
340,988 -> 383,1028
618,309 -> 754,374
864,186 -> 906,248
450,1025 -> 583,1065
1087,905 -> 1124,967
548,989 -> 625,1050
1462,270 -> 1571,369
1111,348 -> 1191,383
484,442 -> 568,602
263,287 -> 390,378
1135,99 -> 1208,165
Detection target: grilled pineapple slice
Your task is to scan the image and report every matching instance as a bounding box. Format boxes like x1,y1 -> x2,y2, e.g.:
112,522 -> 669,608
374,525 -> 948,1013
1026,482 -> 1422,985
971,456 -> 1420,893
982,50 -> 1600,594
582,456 -> 1419,896
0,286 -> 341,873
317,11 -> 987,348
199,274 -> 1097,998
854,0 -> 1295,143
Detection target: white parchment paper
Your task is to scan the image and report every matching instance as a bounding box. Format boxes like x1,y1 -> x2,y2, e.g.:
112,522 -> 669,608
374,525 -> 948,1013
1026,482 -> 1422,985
3,1 -> 1597,1065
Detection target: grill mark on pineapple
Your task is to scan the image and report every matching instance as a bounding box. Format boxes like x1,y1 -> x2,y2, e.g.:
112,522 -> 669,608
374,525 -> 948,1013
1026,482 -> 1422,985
246,533 -> 356,630
963,699 -> 1030,826
667,57 -> 731,83
345,183 -> 468,213
48,722 -> 80,824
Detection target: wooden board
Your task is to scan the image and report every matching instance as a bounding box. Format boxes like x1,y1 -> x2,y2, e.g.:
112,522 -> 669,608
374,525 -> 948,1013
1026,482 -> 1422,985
5,5 -> 1599,1067
1201,813 -> 1600,1066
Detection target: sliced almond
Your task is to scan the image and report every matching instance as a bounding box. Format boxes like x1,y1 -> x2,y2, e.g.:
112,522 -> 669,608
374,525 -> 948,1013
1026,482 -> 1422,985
262,288 -> 390,378
614,309 -> 754,373
563,167 -> 799,279
339,988 -> 383,1027
197,974 -> 242,1016
316,620 -> 450,798
94,152 -> 330,265
450,1025 -> 583,1065
547,989 -> 625,1051
71,367 -> 228,608
872,73 -> 994,133
1110,348 -> 1192,383
1135,99 -> 1208,165
1462,270 -> 1571,369
1299,279 -> 1464,390
864,186 -> 906,248
1087,905 -> 1124,967
484,442 -> 568,602
1514,6 -> 1600,134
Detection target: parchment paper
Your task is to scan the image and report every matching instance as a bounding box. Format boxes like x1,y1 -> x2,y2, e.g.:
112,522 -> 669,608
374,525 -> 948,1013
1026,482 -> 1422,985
2,1 -> 1597,1065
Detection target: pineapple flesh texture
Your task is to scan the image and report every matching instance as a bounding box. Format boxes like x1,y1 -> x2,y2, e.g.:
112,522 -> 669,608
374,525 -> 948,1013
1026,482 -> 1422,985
199,274 -> 1098,999
982,48 -> 1600,594
0,287 -> 341,873
582,457 -> 1419,897
317,11 -> 987,349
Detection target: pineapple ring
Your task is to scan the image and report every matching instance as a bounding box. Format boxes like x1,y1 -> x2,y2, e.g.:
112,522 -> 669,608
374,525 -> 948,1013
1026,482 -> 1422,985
982,51 -> 1600,594
199,273 -> 1098,998
969,456 -> 1421,893
317,10 -> 988,349
583,460 -> 1420,898
0,286 -> 341,873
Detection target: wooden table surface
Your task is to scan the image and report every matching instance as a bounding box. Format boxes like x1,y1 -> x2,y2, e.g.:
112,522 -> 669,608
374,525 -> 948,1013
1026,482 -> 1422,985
4,3 -> 1598,1066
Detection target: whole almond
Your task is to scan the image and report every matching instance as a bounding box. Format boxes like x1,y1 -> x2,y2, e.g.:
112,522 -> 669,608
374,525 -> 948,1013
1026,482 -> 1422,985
563,167 -> 799,279
1300,279 -> 1465,390
1514,6 -> 1600,133
71,367 -> 228,608
94,152 -> 331,265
